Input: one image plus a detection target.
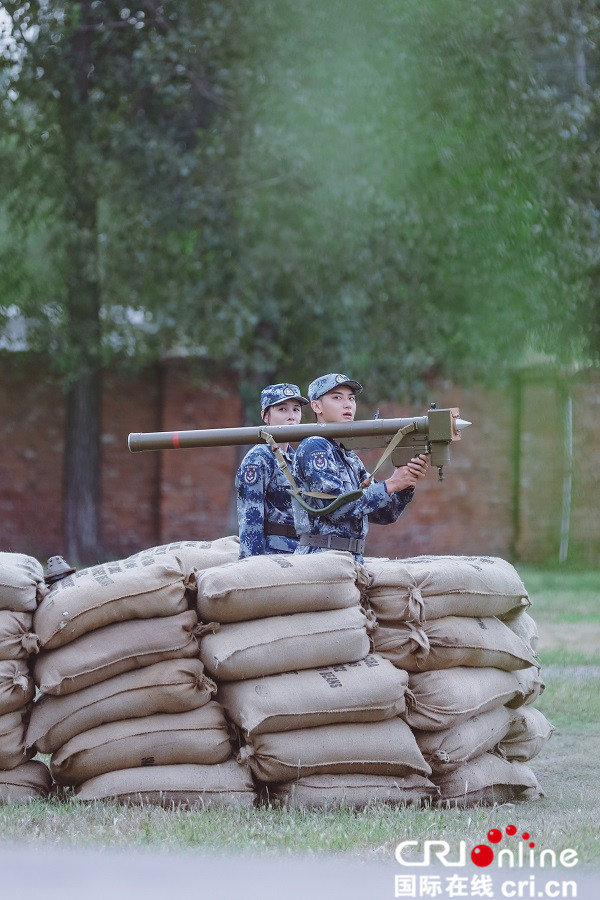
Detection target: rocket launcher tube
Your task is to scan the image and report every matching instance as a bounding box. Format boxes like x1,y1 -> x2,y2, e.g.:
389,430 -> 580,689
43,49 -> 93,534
128,416 -> 431,452
128,407 -> 471,480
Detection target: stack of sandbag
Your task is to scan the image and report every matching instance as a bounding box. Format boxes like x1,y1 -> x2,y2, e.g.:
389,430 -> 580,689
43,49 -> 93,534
27,553 -> 255,808
364,554 -> 552,807
0,551 -> 52,802
196,551 -> 438,808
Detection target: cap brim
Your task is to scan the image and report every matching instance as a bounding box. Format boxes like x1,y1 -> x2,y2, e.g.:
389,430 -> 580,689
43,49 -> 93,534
263,394 -> 309,410
344,380 -> 363,394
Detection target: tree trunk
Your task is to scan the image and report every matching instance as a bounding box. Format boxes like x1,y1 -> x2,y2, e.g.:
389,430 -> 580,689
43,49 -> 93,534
62,0 -> 103,564
65,366 -> 102,564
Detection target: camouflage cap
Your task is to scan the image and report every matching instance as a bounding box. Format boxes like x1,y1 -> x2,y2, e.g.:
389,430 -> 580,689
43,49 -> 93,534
307,373 -> 363,402
260,383 -> 309,412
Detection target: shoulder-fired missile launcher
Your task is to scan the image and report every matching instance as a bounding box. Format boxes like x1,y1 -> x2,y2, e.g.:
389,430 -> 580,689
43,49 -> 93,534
128,404 -> 471,482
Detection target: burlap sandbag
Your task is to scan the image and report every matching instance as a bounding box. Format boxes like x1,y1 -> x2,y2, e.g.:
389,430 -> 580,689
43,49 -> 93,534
499,608 -> 539,654
0,553 -> 48,612
200,606 -> 371,681
75,760 -> 256,808
27,658 -> 215,754
34,556 -> 190,650
403,667 -> 522,732
33,609 -> 200,696
0,551 -> 44,577
127,536 -> 241,576
0,759 -> 53,804
373,616 -> 538,672
0,659 -> 35,715
240,716 -> 431,783
0,610 -> 39,659
496,707 -> 555,762
505,666 -> 545,709
0,709 -> 35,770
434,752 -> 543,807
218,654 -> 408,735
364,555 -> 529,624
269,773 -> 439,809
50,702 -> 232,786
197,550 -> 369,623
414,705 -> 514,775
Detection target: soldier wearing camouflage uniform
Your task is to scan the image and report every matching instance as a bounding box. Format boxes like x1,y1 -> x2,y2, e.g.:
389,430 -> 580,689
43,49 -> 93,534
291,373 -> 428,562
235,383 -> 309,558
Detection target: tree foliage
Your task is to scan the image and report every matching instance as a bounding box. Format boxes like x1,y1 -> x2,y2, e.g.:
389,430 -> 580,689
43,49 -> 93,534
0,1 -> 237,367
2,0 -> 598,394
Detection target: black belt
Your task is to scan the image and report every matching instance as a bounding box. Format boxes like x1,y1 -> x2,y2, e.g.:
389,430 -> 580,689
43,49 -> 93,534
265,522 -> 298,539
298,533 -> 365,555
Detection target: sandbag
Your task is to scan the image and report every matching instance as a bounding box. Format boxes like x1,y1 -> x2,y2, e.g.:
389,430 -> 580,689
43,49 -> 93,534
496,707 -> 555,762
33,609 -> 200,696
414,705 -> 514,775
197,550 -> 369,623
373,616 -> 538,672
27,657 -> 215,754
269,773 -> 439,809
218,654 -> 408,735
0,759 -> 53,803
75,760 -> 256,808
364,555 -> 529,624
499,608 -> 539,654
50,703 -> 233,786
240,716 -> 431,783
127,536 -> 240,576
0,551 -> 44,578
0,709 -> 34,770
200,606 -> 371,681
505,666 -> 545,709
34,556 -> 190,649
403,667 -> 522,731
435,752 -> 543,807
0,610 -> 39,659
0,659 -> 35,715
0,553 -> 48,612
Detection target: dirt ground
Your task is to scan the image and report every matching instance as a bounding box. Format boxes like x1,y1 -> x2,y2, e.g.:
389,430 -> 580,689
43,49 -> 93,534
537,622 -> 600,656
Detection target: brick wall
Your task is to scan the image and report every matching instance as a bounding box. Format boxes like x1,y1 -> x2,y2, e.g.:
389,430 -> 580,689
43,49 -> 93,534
1,357 -> 598,565
0,361 -> 65,557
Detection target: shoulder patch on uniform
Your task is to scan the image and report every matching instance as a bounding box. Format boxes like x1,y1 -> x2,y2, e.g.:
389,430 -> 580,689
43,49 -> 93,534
311,451 -> 328,471
244,465 -> 259,485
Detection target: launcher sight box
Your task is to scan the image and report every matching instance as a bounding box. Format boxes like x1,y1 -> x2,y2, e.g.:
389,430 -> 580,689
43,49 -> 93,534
128,405 -> 471,481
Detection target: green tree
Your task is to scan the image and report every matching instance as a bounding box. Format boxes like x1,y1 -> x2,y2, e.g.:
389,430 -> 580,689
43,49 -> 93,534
0,1 -> 236,561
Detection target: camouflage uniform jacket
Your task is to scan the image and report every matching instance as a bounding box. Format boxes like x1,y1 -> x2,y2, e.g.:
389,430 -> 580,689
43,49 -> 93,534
235,443 -> 298,558
291,436 -> 414,562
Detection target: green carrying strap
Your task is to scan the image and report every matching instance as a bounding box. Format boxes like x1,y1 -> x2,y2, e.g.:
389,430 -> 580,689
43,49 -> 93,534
260,430 -> 360,515
260,420 -> 418,517
288,488 -> 364,516
359,421 -> 418,487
